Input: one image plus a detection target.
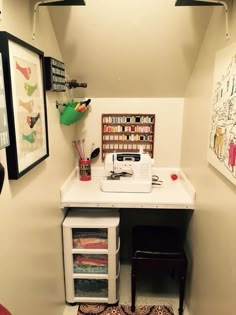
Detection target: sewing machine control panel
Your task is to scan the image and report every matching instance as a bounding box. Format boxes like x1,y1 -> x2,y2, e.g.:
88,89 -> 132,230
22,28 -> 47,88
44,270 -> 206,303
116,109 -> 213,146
117,153 -> 140,162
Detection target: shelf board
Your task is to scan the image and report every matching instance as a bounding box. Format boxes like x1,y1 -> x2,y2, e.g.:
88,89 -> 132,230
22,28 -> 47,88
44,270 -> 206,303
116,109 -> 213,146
73,273 -> 108,279
73,296 -> 109,303
102,122 -> 154,125
72,248 -> 108,254
103,132 -> 154,135
103,140 -> 153,144
39,0 -> 85,6
102,149 -> 152,153
175,0 -> 222,5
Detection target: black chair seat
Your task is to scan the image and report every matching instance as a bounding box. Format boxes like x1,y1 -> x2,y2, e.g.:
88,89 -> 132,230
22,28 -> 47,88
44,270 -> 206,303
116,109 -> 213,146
132,226 -> 183,252
131,225 -> 188,315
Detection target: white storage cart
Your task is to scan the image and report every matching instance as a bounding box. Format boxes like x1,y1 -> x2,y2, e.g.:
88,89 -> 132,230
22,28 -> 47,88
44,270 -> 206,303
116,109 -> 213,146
62,209 -> 120,304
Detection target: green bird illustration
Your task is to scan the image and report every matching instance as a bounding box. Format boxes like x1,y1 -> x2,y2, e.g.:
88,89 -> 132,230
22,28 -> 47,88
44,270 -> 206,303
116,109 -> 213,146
22,131 -> 37,143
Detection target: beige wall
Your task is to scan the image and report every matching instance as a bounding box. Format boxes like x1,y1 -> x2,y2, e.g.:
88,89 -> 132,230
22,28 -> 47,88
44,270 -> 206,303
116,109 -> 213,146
0,1 -> 76,315
76,98 -> 184,168
49,0 -> 212,97
181,2 -> 236,314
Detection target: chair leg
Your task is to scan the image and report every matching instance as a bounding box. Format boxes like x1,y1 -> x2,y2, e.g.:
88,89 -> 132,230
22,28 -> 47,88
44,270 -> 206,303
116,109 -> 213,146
178,273 -> 186,315
131,259 -> 136,312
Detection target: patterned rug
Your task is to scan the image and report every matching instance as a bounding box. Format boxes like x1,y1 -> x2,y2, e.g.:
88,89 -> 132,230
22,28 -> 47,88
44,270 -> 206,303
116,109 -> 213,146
77,304 -> 174,315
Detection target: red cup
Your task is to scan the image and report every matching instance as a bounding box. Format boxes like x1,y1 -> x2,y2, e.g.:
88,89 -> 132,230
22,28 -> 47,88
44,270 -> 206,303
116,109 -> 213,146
79,159 -> 91,181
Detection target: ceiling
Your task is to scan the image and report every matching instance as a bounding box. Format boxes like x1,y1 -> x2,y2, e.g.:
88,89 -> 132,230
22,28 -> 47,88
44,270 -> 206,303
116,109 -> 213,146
48,0 -> 212,97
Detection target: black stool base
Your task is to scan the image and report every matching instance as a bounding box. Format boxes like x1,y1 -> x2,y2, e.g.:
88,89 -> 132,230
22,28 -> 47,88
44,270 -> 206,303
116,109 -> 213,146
131,226 -> 188,315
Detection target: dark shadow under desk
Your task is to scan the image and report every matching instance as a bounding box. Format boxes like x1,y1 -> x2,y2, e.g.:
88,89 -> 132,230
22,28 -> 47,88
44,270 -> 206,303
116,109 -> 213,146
119,208 -> 194,263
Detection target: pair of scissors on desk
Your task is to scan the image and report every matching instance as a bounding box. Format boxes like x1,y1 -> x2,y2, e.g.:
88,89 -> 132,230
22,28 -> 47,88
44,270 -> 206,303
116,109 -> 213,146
152,175 -> 163,186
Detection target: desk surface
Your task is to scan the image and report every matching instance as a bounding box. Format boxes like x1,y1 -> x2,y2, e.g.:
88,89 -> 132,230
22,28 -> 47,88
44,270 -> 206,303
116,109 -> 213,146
61,167 -> 195,210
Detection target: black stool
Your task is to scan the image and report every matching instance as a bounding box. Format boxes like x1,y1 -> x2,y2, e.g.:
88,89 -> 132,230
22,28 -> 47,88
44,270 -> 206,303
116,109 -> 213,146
131,225 -> 188,315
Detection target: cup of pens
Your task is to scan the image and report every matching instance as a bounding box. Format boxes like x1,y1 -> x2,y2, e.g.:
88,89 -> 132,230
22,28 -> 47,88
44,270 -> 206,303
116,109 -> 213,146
72,139 -> 92,181
79,159 -> 91,181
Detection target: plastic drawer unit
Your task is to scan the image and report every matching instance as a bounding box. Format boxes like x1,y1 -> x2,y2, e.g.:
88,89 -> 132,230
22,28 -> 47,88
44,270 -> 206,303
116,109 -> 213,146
62,209 -> 120,304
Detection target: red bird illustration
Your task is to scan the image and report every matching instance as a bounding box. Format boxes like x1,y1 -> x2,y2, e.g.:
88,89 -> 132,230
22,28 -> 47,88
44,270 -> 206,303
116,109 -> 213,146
16,61 -> 31,80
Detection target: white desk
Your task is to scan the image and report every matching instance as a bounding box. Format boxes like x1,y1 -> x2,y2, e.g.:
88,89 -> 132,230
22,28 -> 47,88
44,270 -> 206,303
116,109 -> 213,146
61,167 -> 195,210
61,167 -> 195,308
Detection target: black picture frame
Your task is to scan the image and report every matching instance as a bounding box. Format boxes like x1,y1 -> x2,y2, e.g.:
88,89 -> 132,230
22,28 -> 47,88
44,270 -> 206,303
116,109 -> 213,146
0,32 -> 49,179
0,52 -> 10,150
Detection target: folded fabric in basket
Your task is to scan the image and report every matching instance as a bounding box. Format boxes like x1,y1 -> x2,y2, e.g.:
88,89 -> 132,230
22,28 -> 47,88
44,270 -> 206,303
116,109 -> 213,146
73,228 -> 107,239
75,255 -> 108,266
73,238 -> 108,249
75,279 -> 107,292
74,265 -> 108,274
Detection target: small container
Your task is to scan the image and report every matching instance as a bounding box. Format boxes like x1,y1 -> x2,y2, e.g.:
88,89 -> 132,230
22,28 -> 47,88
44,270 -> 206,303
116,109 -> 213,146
79,159 -> 91,181
60,105 -> 85,125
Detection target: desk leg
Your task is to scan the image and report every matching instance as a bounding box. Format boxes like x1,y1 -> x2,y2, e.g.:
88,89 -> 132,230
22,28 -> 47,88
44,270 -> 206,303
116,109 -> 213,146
178,273 -> 186,315
131,258 -> 136,312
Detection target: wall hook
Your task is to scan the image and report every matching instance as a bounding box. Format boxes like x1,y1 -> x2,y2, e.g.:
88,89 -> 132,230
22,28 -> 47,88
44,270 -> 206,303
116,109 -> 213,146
56,100 -> 67,114
65,80 -> 87,89
32,0 -> 63,40
196,0 -> 230,40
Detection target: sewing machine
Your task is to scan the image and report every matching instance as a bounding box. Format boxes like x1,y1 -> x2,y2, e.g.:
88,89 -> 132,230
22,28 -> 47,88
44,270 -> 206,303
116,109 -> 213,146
100,152 -> 153,193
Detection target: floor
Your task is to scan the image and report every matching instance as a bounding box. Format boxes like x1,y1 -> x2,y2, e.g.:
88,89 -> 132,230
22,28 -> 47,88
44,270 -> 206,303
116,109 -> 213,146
63,264 -> 189,315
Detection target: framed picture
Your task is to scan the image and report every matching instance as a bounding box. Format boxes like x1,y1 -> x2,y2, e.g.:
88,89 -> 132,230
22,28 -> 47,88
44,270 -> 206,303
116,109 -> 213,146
208,43 -> 236,186
0,32 -> 49,179
0,52 -> 10,150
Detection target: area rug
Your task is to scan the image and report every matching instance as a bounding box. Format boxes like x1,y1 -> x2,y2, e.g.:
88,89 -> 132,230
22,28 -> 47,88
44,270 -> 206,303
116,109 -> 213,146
77,304 -> 174,315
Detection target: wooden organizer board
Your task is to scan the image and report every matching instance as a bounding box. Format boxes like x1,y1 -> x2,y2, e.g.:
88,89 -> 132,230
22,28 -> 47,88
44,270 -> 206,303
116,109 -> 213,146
101,113 -> 155,160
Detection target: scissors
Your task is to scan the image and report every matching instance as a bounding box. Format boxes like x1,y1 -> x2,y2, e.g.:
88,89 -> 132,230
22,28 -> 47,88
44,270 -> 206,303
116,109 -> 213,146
152,175 -> 163,186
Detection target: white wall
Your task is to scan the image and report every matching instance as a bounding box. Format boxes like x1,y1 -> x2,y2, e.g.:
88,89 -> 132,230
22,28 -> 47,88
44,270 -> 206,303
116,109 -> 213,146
76,98 -> 184,167
49,0 -> 212,97
0,1 -> 76,315
181,2 -> 236,314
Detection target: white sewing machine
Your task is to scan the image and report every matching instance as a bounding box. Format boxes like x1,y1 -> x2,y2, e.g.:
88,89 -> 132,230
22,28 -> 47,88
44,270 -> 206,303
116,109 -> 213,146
100,152 -> 153,193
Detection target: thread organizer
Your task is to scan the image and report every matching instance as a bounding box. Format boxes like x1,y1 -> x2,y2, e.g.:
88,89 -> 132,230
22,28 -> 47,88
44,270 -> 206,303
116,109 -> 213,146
101,113 -> 155,160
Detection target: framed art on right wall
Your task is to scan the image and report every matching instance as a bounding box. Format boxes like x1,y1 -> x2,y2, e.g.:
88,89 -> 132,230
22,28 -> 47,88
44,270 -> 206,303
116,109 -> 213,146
208,43 -> 236,185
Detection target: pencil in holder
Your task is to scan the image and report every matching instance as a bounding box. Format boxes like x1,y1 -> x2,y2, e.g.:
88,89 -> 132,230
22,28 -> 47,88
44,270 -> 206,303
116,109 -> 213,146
79,159 -> 91,181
